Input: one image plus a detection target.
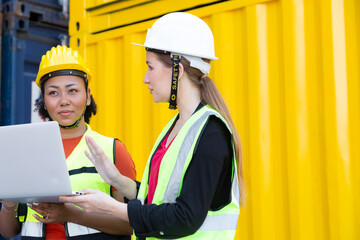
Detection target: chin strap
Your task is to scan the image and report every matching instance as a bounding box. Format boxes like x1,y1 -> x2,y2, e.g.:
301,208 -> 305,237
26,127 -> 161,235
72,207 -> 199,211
169,54 -> 181,110
58,111 -> 85,129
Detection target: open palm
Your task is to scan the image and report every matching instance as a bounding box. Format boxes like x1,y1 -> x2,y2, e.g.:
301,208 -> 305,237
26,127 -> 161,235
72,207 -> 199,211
84,136 -> 121,186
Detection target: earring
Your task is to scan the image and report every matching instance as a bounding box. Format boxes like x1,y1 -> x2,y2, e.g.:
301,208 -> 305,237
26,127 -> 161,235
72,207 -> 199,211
44,105 -> 47,110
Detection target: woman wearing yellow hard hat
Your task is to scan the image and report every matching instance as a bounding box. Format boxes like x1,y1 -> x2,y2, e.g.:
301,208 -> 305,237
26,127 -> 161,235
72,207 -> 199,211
61,12 -> 245,240
0,45 -> 136,240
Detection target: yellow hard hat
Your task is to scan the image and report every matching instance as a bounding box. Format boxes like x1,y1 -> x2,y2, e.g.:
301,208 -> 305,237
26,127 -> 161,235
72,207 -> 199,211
35,45 -> 91,88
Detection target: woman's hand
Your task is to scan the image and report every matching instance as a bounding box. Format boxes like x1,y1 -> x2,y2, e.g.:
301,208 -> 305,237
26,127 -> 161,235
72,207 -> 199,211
84,136 -> 138,200
85,136 -> 122,186
59,189 -> 126,218
27,202 -> 76,223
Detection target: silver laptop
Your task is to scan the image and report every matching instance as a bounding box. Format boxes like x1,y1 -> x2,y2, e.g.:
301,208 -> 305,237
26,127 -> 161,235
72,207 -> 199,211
0,121 -> 73,203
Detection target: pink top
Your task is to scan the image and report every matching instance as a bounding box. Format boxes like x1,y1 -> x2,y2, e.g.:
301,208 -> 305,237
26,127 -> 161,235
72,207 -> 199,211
147,132 -> 176,204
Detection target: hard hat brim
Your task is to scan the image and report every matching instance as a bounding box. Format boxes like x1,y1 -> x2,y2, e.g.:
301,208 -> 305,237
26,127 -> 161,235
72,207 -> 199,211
130,42 -> 218,60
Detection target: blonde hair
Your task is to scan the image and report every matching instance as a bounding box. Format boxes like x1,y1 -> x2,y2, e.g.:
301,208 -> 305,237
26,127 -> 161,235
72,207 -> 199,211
156,52 -> 246,206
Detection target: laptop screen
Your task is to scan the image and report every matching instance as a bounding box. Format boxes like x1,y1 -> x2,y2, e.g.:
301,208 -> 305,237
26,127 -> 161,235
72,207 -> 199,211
0,121 -> 73,203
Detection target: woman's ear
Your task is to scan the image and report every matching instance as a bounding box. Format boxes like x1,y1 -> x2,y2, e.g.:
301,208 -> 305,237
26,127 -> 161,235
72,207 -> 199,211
178,62 -> 185,80
86,88 -> 91,106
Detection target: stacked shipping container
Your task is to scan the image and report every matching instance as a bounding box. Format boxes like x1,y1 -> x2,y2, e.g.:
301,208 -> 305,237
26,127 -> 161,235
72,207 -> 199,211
0,2 -> 68,240
0,0 -> 69,126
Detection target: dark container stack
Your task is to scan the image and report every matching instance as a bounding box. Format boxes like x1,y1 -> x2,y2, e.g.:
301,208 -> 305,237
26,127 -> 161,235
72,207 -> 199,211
0,0 -> 69,125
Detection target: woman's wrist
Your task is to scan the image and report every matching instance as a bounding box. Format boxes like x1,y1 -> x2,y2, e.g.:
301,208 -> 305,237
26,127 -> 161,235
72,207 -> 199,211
112,174 -> 126,192
111,201 -> 129,222
1,203 -> 18,216
117,175 -> 137,200
65,203 -> 81,223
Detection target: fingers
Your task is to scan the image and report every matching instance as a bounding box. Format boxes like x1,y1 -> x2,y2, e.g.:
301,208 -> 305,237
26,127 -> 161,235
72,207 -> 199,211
59,195 -> 84,204
59,196 -> 90,212
28,202 -> 50,209
82,188 -> 100,194
33,213 -> 48,223
27,202 -> 41,211
27,202 -> 59,213
85,136 -> 110,162
27,203 -> 49,222
27,203 -> 48,214
32,212 -> 52,223
60,189 -> 99,203
85,136 -> 102,159
59,189 -> 103,213
84,150 -> 95,164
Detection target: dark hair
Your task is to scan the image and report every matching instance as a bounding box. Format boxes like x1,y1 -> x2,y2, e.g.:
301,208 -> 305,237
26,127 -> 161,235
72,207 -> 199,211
154,52 -> 246,206
34,76 -> 97,124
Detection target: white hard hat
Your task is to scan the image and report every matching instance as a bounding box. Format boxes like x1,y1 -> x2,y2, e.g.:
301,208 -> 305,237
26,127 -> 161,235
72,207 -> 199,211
132,12 -> 217,74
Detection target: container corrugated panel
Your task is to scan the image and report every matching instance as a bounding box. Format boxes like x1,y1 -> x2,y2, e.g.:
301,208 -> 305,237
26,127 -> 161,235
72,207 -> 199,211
69,0 -> 360,239
0,0 -> 69,125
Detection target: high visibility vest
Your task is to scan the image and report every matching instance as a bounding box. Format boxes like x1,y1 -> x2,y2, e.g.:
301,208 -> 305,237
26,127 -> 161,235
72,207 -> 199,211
136,105 -> 240,240
21,124 -> 126,240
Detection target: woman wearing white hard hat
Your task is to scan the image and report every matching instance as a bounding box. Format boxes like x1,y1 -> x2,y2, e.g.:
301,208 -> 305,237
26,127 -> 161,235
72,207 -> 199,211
0,45 -> 136,240
61,12 -> 245,240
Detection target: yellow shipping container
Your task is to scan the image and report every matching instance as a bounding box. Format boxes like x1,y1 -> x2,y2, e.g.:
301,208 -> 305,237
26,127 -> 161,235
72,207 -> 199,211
69,0 -> 360,239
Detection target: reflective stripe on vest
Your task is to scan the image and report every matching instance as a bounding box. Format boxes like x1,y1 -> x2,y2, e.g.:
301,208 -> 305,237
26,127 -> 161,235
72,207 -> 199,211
137,105 -> 240,240
22,124 -> 114,239
67,222 -> 100,236
198,213 -> 239,231
21,222 -> 43,238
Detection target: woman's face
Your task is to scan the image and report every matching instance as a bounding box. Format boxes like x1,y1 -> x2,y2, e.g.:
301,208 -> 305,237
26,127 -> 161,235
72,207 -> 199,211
43,75 -> 90,127
143,51 -> 172,103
